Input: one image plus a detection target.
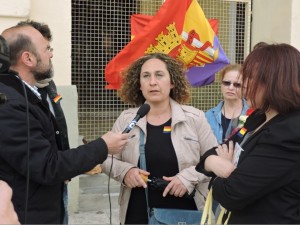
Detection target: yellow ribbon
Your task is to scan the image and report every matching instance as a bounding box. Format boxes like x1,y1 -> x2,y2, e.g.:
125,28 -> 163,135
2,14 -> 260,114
200,188 -> 231,225
200,188 -> 213,224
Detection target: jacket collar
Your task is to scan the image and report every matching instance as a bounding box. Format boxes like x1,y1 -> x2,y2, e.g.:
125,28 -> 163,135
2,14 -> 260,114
0,72 -> 41,105
212,99 -> 249,124
136,98 -> 186,130
170,98 -> 186,126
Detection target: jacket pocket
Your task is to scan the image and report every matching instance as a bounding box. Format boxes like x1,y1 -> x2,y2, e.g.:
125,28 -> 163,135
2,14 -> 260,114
183,136 -> 199,143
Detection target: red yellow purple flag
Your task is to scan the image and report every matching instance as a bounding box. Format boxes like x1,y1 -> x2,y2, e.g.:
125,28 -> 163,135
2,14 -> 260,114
130,14 -> 219,39
105,0 -> 229,89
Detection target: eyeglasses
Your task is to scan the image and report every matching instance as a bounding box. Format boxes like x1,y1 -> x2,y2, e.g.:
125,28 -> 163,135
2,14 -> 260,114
46,46 -> 54,53
222,80 -> 242,88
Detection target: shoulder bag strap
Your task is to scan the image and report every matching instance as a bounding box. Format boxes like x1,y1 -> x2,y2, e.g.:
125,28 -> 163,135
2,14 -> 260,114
139,129 -> 150,219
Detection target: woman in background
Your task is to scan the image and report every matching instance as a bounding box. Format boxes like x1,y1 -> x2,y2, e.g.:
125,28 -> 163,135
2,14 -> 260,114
205,64 -> 249,144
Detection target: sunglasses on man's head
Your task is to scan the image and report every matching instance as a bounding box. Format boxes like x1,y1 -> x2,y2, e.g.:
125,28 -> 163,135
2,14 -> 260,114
222,80 -> 242,88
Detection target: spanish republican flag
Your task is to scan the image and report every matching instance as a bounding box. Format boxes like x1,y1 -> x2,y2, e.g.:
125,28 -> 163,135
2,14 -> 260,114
130,14 -> 219,39
105,0 -> 229,89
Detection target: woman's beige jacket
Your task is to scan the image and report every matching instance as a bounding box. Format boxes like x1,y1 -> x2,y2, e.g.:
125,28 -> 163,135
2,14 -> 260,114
101,99 -> 218,224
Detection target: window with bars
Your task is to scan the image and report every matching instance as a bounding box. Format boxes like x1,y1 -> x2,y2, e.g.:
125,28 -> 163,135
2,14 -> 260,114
71,0 -> 251,141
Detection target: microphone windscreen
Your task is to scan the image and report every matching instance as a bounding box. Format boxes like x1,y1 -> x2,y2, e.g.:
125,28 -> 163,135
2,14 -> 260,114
137,103 -> 150,118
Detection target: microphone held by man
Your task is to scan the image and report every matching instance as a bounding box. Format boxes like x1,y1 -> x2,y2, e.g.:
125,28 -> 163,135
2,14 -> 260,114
122,103 -> 150,133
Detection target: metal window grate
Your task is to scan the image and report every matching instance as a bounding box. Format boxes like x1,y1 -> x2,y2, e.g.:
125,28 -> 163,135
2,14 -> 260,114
71,0 -> 251,141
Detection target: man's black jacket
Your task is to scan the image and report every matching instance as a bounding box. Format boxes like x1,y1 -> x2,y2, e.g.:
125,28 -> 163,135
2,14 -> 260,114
0,73 -> 108,224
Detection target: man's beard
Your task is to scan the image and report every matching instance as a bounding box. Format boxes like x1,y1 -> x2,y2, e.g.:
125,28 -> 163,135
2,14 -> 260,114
32,63 -> 54,81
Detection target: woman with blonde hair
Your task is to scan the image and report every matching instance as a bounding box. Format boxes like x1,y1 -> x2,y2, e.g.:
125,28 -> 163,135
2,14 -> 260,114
205,64 -> 249,144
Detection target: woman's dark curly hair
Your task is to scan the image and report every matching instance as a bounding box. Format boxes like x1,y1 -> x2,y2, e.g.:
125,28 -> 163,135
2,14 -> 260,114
118,53 -> 190,106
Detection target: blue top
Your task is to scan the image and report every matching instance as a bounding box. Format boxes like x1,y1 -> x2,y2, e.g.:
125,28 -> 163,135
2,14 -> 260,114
205,99 -> 249,144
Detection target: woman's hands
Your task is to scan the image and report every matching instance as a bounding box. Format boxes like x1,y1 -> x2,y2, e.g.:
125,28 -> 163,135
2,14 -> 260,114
162,176 -> 188,197
216,140 -> 234,161
124,168 -> 150,188
125,168 -> 188,198
205,141 -> 236,178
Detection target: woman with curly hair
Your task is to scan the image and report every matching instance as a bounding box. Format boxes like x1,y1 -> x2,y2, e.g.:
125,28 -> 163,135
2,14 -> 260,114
101,53 -> 217,224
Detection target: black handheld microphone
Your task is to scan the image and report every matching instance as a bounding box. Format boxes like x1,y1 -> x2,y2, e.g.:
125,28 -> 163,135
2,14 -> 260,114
0,93 -> 7,104
122,103 -> 150,133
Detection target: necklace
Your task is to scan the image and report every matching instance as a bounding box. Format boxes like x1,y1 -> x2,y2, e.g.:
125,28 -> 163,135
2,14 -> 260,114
222,101 -> 243,119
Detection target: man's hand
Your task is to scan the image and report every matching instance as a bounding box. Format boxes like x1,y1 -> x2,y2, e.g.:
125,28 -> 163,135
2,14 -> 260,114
0,181 -> 20,225
101,131 -> 129,155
